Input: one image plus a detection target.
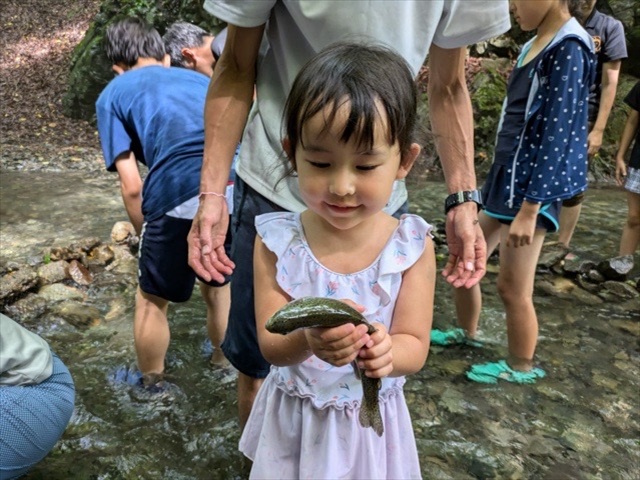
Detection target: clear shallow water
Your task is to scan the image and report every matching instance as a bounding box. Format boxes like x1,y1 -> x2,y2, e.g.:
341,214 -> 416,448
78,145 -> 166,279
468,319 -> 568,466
1,171 -> 638,479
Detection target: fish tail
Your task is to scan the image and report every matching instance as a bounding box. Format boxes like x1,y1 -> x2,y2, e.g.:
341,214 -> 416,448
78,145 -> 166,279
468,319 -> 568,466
359,401 -> 384,437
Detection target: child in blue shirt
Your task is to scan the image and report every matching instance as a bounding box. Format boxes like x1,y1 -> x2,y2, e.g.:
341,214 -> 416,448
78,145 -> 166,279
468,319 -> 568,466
96,18 -> 232,387
452,0 -> 596,383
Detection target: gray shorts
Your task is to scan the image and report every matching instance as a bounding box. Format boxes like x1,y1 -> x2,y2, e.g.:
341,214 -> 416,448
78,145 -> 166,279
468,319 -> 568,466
625,167 -> 640,195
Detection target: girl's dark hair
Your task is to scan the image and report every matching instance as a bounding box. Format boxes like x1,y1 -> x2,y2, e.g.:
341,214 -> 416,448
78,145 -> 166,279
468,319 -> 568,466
283,41 -> 418,167
105,17 -> 165,67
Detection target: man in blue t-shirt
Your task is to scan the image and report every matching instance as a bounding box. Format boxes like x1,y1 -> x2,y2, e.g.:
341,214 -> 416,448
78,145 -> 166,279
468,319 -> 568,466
557,0 -> 628,250
95,18 -> 231,388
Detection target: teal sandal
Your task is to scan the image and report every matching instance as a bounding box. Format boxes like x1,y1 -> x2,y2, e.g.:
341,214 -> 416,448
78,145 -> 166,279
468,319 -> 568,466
466,360 -> 545,384
431,328 -> 483,347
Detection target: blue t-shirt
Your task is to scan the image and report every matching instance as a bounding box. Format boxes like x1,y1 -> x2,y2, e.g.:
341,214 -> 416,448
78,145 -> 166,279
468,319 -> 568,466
583,9 -> 627,121
96,66 -> 208,222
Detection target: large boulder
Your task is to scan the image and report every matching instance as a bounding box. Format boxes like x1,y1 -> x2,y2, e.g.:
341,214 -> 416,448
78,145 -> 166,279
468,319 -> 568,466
62,0 -> 224,122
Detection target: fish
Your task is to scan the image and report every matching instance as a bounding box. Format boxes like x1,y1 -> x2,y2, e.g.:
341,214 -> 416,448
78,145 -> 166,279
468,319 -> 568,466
265,296 -> 384,436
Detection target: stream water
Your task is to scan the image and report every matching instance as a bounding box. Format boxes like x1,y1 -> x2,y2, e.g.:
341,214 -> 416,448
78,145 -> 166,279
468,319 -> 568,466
1,170 -> 638,479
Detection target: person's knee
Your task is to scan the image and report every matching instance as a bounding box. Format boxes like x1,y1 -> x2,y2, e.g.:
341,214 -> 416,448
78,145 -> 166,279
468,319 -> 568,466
200,283 -> 231,308
136,288 -> 169,310
562,192 -> 585,207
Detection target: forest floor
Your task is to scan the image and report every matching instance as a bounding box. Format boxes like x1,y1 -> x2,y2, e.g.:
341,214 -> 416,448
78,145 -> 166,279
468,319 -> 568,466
0,0 -> 104,171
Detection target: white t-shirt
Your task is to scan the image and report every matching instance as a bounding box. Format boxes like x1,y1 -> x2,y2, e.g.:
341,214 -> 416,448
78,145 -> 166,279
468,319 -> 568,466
0,313 -> 53,386
204,0 -> 511,212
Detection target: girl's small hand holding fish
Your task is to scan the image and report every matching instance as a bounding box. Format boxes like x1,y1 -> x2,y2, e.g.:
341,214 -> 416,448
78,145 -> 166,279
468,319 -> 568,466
356,323 -> 394,379
304,300 -> 370,368
305,322 -> 371,368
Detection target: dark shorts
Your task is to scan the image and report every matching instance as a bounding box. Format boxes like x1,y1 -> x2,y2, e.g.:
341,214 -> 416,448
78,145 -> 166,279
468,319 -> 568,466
222,176 -> 409,378
138,214 -> 232,303
482,164 -> 561,232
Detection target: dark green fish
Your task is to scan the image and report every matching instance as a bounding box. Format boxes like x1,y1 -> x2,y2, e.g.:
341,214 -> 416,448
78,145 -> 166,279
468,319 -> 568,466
265,296 -> 384,436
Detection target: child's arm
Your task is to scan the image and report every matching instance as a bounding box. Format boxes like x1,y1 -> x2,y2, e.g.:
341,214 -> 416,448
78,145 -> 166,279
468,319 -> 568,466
114,151 -> 143,235
254,236 -> 371,367
615,109 -> 639,186
508,201 -> 541,248
357,237 -> 436,378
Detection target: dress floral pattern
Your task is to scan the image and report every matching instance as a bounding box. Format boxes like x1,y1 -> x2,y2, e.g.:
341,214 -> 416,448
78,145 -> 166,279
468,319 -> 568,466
239,212 -> 432,479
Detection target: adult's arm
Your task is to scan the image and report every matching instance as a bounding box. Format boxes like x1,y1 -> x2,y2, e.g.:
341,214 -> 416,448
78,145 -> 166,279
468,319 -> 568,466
114,151 -> 143,235
427,44 -> 486,289
188,24 -> 265,282
588,60 -> 622,156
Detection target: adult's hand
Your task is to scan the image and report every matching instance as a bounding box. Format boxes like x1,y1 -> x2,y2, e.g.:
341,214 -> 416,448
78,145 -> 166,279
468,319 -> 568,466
441,202 -> 486,288
187,195 -> 234,283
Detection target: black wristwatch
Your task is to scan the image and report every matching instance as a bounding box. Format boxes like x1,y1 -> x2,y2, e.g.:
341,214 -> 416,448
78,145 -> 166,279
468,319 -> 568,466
444,190 -> 483,215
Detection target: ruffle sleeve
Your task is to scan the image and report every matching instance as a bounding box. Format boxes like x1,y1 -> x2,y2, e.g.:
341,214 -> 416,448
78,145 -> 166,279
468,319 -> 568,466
374,214 -> 432,306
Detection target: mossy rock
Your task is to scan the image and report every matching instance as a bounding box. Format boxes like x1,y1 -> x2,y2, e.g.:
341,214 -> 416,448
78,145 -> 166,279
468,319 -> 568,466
469,58 -> 511,177
62,0 -> 224,122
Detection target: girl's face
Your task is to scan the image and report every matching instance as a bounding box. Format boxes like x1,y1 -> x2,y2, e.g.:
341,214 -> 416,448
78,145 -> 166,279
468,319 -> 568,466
288,100 -> 419,231
510,0 -> 556,31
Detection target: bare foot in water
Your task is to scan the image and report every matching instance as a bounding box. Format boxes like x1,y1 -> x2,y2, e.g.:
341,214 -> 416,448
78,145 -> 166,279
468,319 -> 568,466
210,348 -> 230,368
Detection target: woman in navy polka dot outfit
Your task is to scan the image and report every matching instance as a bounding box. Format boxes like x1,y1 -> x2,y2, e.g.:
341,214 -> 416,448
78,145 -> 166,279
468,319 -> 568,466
453,0 -> 596,384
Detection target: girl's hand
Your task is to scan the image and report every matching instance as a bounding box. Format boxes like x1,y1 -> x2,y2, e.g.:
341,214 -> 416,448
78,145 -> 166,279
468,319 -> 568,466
356,323 -> 393,379
615,156 -> 627,187
305,323 -> 370,367
507,202 -> 539,247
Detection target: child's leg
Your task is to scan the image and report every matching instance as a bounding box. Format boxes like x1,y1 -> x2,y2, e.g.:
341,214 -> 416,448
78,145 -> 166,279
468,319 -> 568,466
496,227 -> 546,370
619,191 -> 640,256
134,287 -> 170,376
454,212 -> 503,337
200,282 -> 231,365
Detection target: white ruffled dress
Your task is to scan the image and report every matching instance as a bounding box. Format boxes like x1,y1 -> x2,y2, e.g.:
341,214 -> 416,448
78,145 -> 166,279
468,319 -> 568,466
240,212 -> 432,480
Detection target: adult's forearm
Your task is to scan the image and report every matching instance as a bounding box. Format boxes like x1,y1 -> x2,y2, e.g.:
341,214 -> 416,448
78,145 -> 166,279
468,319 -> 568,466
201,69 -> 254,193
428,47 -> 476,193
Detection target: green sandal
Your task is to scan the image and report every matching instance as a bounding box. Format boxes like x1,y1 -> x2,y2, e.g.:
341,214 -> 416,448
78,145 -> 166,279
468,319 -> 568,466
466,360 -> 545,384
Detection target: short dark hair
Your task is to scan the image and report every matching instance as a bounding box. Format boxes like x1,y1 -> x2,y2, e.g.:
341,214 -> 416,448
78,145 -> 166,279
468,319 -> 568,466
105,17 -> 165,67
163,22 -> 210,68
283,42 -> 418,166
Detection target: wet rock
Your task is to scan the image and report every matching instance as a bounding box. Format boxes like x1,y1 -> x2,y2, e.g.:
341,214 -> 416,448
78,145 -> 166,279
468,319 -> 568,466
87,244 -> 115,267
612,319 -> 640,336
0,266 -> 38,304
106,244 -> 138,276
51,301 -> 101,328
37,260 -> 69,286
105,298 -> 129,322
525,436 -> 564,458
43,245 -> 84,263
67,259 -> 93,286
38,283 -> 86,303
562,257 -> 597,276
538,242 -> 569,269
597,255 -> 634,281
4,293 -> 48,321
586,269 -> 606,283
598,280 -> 639,301
535,277 -> 603,305
69,237 -> 102,254
574,274 -> 600,293
111,221 -> 136,244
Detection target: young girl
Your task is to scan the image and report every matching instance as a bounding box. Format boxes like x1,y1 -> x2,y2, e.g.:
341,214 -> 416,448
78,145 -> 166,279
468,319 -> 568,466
239,43 -> 436,479
615,81 -> 640,260
453,0 -> 596,383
